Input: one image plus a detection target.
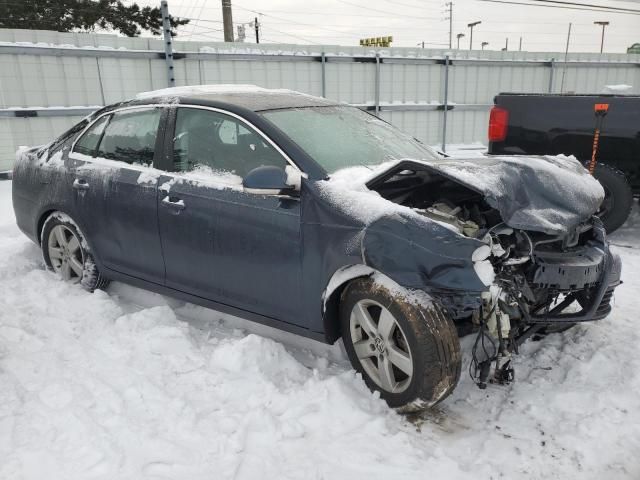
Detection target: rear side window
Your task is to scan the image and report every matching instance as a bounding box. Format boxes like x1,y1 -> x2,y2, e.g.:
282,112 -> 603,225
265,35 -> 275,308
73,116 -> 109,156
97,108 -> 161,165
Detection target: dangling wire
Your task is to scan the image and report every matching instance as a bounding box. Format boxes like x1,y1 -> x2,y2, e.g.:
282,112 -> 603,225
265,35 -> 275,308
469,298 -> 499,387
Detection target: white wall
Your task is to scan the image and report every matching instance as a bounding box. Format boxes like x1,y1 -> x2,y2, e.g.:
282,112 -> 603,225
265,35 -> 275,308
1,28 -> 639,171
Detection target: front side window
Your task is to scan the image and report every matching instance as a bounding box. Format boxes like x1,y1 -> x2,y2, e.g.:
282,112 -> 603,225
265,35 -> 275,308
172,108 -> 288,177
97,108 -> 161,165
261,106 -> 439,174
73,115 -> 109,156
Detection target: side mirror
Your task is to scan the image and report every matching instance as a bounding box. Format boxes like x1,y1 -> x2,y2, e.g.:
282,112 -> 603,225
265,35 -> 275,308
243,165 -> 298,195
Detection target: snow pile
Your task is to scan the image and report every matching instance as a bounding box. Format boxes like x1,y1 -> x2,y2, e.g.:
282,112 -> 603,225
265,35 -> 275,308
1,180 -> 639,479
602,84 -> 633,94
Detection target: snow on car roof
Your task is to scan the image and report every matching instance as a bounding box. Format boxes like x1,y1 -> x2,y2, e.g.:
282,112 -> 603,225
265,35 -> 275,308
135,84 -> 338,111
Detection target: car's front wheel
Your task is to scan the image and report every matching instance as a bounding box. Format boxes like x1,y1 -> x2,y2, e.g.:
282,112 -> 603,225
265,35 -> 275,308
41,213 -> 109,291
340,277 -> 461,412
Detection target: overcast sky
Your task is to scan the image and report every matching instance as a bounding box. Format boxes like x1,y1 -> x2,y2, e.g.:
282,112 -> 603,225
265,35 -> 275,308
135,0 -> 639,53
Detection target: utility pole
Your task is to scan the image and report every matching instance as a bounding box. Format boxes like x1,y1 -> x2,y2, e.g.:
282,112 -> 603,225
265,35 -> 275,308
560,22 -> 572,93
519,36 -> 522,51
468,21 -> 481,50
254,16 -> 260,43
445,2 -> 453,49
594,21 -> 609,53
221,0 -> 234,42
160,0 -> 175,87
456,33 -> 465,49
504,37 -> 509,51
481,41 -> 488,50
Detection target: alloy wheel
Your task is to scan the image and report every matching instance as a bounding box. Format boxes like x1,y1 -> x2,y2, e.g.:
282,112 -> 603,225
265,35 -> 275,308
47,225 -> 84,283
349,299 -> 413,393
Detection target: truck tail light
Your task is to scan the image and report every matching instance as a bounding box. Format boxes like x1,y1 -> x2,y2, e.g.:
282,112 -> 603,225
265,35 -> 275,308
488,106 -> 509,142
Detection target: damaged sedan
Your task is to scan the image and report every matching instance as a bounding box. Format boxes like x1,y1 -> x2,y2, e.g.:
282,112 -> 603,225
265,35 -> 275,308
12,85 -> 622,411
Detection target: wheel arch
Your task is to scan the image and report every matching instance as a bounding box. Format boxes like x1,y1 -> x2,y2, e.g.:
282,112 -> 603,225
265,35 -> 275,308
36,208 -> 104,268
36,208 -> 57,245
322,264 -> 396,344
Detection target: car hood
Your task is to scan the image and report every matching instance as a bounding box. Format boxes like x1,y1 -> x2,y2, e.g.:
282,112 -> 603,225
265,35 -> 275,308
367,154 -> 605,236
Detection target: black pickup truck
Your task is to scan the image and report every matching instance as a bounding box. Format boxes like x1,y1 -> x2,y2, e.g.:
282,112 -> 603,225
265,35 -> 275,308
488,93 -> 639,232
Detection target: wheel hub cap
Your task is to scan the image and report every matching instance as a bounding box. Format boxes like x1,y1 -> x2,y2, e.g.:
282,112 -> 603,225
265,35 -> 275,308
349,299 -> 413,394
47,224 -> 84,284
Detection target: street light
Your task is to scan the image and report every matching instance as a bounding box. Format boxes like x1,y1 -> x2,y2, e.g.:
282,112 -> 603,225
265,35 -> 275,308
481,41 -> 489,50
456,33 -> 465,49
594,21 -> 609,53
468,21 -> 481,50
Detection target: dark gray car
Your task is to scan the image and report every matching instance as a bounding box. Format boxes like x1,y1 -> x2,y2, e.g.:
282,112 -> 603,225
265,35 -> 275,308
12,86 -> 622,411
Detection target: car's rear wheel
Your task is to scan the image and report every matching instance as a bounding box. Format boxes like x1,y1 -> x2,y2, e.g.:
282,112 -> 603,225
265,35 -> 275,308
42,213 -> 109,291
340,277 -> 461,412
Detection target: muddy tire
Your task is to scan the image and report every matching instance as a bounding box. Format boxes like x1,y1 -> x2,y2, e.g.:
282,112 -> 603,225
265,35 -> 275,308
590,163 -> 634,233
41,213 -> 110,291
340,277 -> 461,412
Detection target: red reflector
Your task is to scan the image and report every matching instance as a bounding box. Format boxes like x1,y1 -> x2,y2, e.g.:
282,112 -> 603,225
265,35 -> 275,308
488,106 -> 509,142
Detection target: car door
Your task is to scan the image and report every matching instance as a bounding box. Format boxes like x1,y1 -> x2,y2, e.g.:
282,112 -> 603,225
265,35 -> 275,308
156,106 -> 304,327
68,106 -> 166,283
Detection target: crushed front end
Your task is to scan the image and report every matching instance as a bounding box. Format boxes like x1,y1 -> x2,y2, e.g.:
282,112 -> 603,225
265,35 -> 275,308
469,216 -> 621,388
364,157 -> 622,389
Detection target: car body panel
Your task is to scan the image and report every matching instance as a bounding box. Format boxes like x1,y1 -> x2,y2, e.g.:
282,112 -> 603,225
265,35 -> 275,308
157,174 -> 304,327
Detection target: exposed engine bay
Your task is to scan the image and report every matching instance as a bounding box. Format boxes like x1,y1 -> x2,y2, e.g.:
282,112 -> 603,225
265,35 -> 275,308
367,163 -> 622,389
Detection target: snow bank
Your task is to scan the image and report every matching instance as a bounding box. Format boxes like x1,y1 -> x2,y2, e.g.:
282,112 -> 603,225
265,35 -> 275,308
1,180 -> 639,479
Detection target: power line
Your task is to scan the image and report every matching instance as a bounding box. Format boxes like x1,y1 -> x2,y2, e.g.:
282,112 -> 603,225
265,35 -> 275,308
336,0 -> 445,19
528,0 -> 640,13
478,0 -> 640,14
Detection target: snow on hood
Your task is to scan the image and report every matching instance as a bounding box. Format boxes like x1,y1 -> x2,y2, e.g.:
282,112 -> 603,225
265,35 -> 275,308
323,154 -> 604,236
426,154 -> 605,235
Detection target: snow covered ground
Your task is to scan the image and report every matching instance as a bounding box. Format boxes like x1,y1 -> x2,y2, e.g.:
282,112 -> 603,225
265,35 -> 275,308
1,177 -> 639,480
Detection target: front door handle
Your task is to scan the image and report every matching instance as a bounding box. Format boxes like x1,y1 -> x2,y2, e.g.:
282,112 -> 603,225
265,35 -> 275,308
162,196 -> 186,211
73,178 -> 90,191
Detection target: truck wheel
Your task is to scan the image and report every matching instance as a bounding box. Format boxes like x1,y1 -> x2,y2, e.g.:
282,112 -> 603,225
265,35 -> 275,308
41,213 -> 110,291
590,163 -> 634,233
340,277 -> 461,412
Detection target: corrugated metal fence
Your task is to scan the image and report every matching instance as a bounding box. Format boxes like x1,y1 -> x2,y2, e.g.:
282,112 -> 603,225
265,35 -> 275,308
1,28 -> 639,171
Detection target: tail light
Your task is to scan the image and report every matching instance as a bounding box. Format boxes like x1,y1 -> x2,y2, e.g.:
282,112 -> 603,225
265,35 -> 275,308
488,106 -> 509,142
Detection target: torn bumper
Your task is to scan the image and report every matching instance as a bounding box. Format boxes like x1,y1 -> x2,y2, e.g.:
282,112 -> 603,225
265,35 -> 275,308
527,243 -> 621,324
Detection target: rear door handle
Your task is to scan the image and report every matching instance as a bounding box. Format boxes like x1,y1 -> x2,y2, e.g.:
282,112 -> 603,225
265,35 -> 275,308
162,196 -> 186,211
73,178 -> 90,191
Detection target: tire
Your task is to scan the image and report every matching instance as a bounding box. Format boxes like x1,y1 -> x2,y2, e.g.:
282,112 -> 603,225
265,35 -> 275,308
590,163 -> 634,233
340,277 -> 461,412
41,213 -> 110,291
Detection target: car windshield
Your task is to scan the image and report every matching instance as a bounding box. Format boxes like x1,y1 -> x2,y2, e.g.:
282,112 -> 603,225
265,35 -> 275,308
261,106 -> 439,174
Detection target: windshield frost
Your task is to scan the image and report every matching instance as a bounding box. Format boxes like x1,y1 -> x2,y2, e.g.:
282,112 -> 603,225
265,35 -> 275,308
262,106 -> 439,173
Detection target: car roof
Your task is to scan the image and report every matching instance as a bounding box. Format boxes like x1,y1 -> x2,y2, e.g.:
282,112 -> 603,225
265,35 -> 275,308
133,84 -> 339,112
